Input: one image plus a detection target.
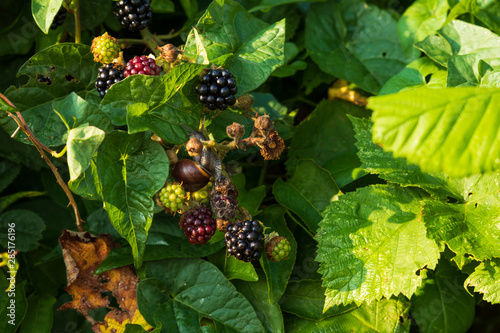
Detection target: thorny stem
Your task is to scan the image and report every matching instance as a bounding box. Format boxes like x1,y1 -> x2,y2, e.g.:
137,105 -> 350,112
0,93 -> 84,232
73,0 -> 81,44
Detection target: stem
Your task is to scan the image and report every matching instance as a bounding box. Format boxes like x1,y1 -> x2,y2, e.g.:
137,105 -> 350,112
73,0 -> 81,44
257,160 -> 268,187
117,38 -> 148,46
140,28 -> 164,56
1,93 -> 84,232
156,30 -> 183,40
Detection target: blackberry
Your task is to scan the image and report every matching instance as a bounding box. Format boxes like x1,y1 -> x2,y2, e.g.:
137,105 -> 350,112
124,56 -> 161,77
38,75 -> 52,85
91,32 -> 120,64
210,176 -> 238,222
265,236 -> 291,262
180,207 -> 216,245
95,63 -> 125,98
188,181 -> 212,204
50,7 -> 67,30
195,68 -> 238,111
115,0 -> 152,32
159,183 -> 186,213
225,220 -> 265,262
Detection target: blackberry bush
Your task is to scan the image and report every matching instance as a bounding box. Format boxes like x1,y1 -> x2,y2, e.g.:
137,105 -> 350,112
115,0 -> 152,32
124,55 -> 161,77
195,68 -> 238,111
95,63 -> 125,98
180,206 -> 216,245
224,220 -> 265,262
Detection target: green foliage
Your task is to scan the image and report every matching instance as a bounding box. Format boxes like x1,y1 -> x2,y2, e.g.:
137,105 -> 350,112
2,0 -> 500,332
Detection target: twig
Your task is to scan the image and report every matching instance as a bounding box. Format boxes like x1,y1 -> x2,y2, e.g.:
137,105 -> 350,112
74,0 -> 81,44
0,93 -> 84,232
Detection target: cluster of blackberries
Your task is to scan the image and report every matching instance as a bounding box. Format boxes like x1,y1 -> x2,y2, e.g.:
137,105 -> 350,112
38,75 -> 52,85
195,69 -> 238,111
50,7 -> 67,30
115,0 -> 152,32
124,56 -> 161,77
225,220 -> 265,262
180,207 -> 216,245
95,63 -> 125,98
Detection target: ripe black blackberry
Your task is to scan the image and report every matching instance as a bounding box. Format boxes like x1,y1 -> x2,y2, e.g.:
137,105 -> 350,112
180,206 -> 216,245
225,220 -> 265,262
95,63 -> 125,98
115,0 -> 152,32
195,68 -> 238,111
50,7 -> 67,30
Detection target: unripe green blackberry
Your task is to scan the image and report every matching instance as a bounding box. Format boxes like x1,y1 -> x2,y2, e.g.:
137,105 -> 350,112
266,236 -> 291,262
189,181 -> 212,204
159,183 -> 186,213
91,32 -> 120,64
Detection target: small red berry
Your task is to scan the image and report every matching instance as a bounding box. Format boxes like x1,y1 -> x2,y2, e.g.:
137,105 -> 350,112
124,55 -> 161,78
180,207 -> 217,245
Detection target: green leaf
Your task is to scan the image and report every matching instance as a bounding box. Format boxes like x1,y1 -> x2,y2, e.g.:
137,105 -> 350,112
415,20 -> 500,68
31,0 -> 63,34
317,185 -> 440,308
284,295 -> 411,332
67,125 -> 105,181
305,0 -> 412,94
0,161 -> 21,193
444,0 -> 500,35
286,100 -> 369,187
96,216 -> 224,273
1,44 -> 100,147
281,280 -> 358,320
351,116 -> 462,201
274,159 -> 340,232
379,57 -> 447,95
101,63 -> 205,144
238,185 -> 266,217
0,192 -> 45,214
68,158 -> 102,200
18,294 -> 56,333
141,259 -> 265,332
230,19 -> 286,94
447,54 -> 494,87
184,0 -> 285,95
96,132 -> 169,267
465,258 -> 500,304
249,0 -> 325,12
232,270 -> 284,333
423,198 -> 500,268
412,259 -> 475,333
370,87 -> 500,177
258,205 -> 297,304
151,0 -> 175,13
225,255 -> 258,281
397,0 -> 449,60
0,209 -> 45,252
0,278 -> 27,333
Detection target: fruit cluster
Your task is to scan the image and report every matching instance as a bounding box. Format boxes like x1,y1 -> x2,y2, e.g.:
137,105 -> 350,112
124,56 -> 161,77
195,69 -> 238,111
50,7 -> 67,30
180,207 -> 216,245
115,0 -> 152,32
95,64 -> 125,98
91,33 -> 120,64
159,183 -> 186,213
224,220 -> 265,262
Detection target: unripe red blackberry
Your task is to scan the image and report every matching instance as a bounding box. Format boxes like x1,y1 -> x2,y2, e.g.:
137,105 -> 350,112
225,220 -> 265,262
195,68 -> 238,111
91,32 -> 120,64
180,207 -> 217,245
50,7 -> 67,30
115,0 -> 152,32
124,56 -> 161,77
95,63 -> 125,98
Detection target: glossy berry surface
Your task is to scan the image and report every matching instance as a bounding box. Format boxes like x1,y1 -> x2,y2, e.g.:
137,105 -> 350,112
225,220 -> 265,262
50,7 -> 67,30
180,207 -> 216,245
124,56 -> 161,77
115,0 -> 152,32
195,68 -> 238,111
159,183 -> 186,213
95,63 -> 125,98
